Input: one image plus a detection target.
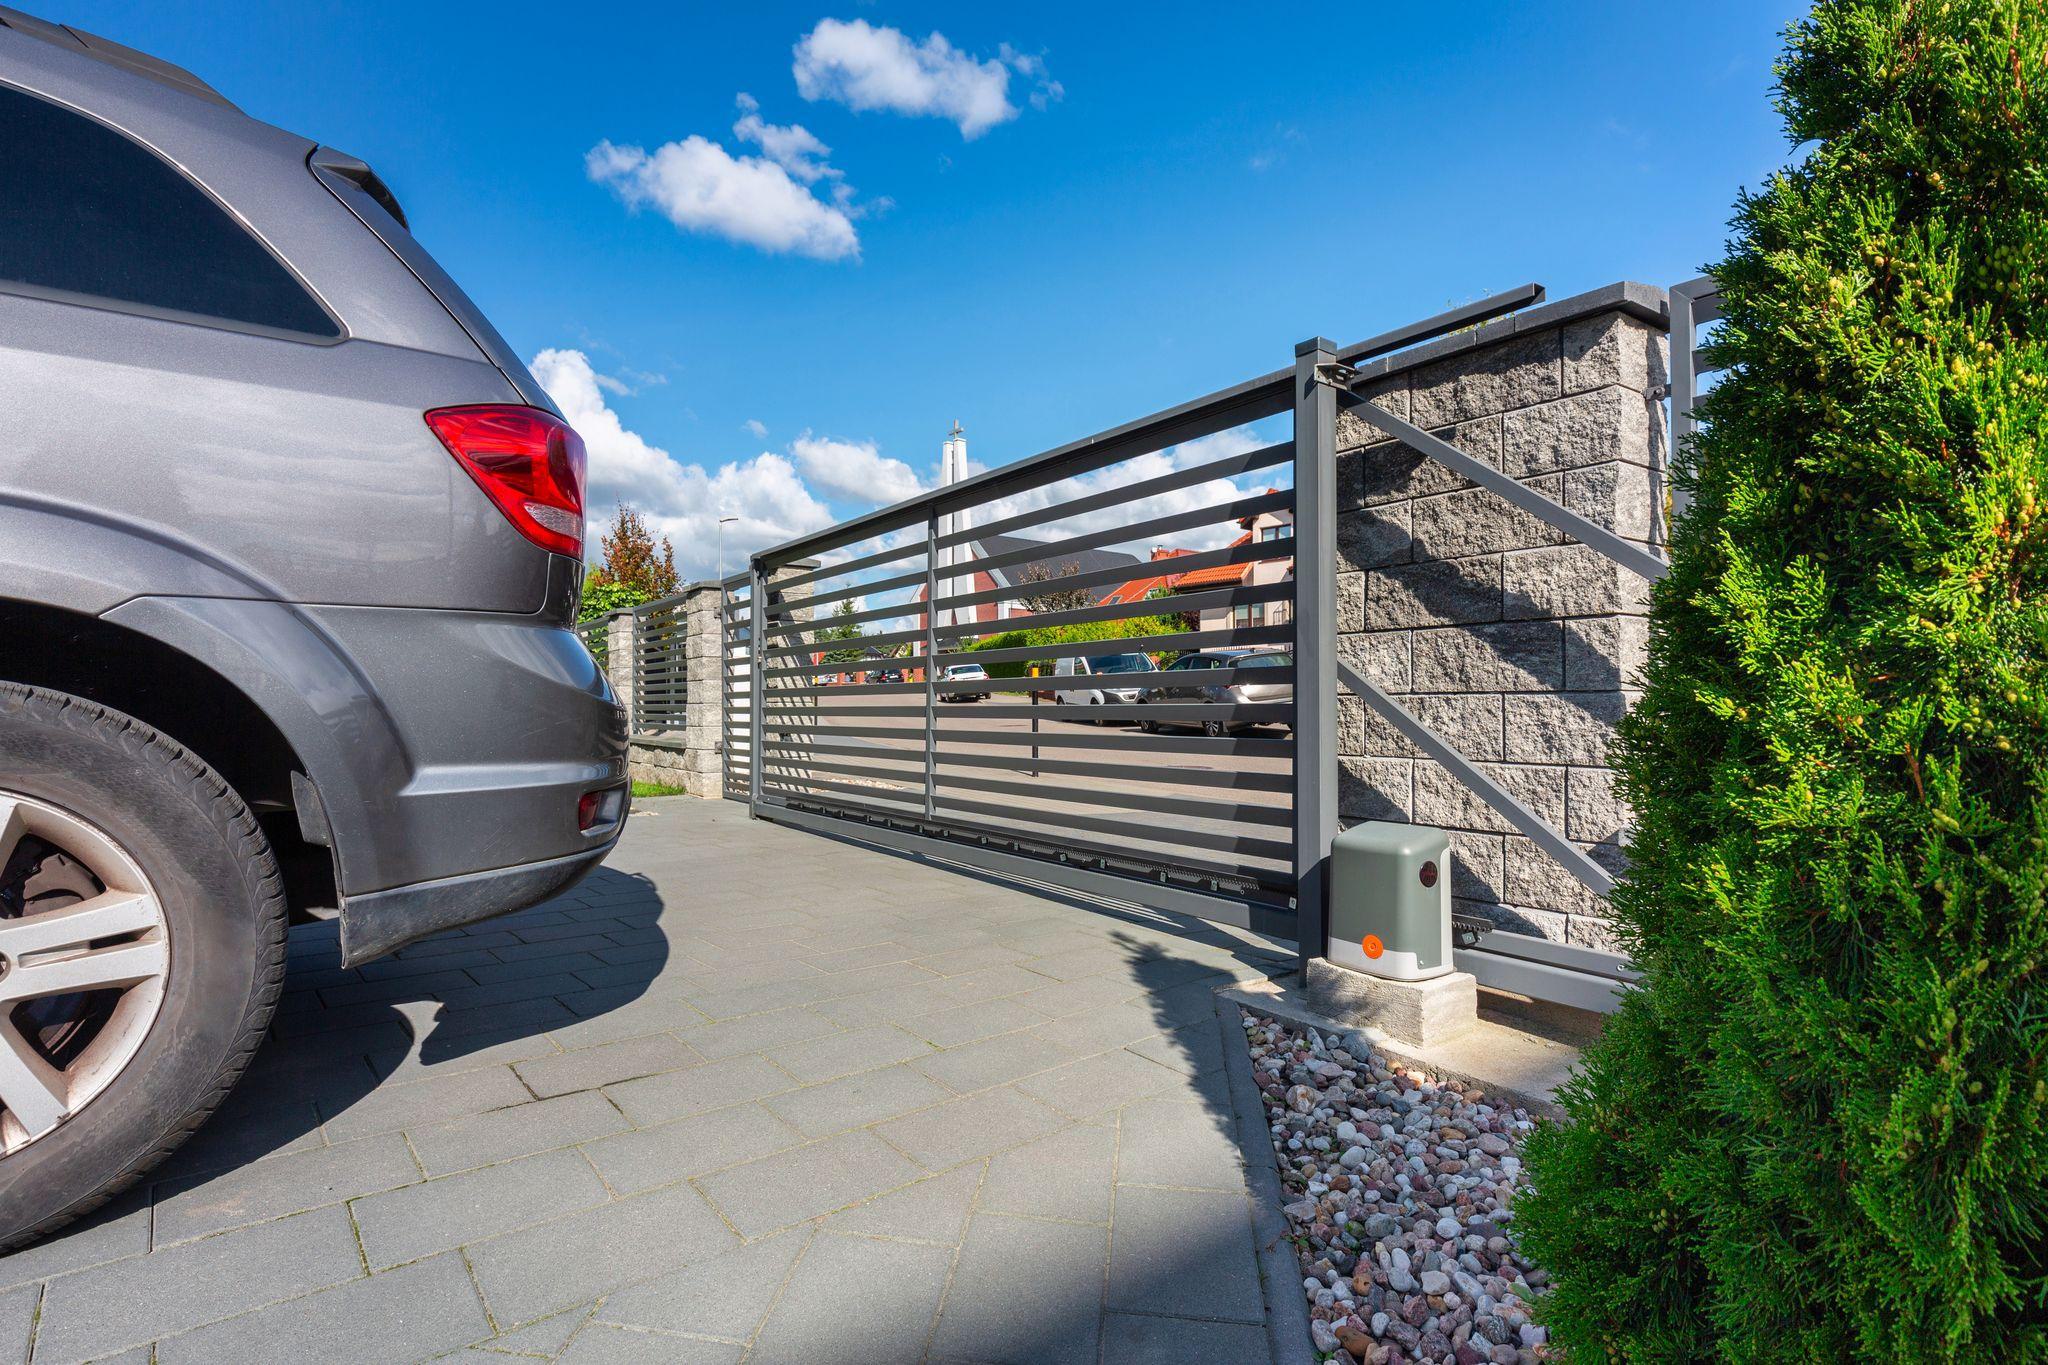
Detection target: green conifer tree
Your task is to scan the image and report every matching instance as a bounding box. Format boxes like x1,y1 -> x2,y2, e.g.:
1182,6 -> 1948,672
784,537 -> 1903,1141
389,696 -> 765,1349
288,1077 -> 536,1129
1518,3 -> 2048,1358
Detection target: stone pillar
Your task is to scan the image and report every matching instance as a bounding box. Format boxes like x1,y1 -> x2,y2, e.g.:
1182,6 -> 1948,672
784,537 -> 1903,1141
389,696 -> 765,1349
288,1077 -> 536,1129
1332,284 -> 1667,956
602,610 -> 636,736
679,582 -> 723,798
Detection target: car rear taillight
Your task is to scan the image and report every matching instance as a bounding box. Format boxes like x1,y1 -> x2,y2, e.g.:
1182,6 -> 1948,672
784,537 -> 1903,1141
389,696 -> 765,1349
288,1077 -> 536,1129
424,405 -> 587,557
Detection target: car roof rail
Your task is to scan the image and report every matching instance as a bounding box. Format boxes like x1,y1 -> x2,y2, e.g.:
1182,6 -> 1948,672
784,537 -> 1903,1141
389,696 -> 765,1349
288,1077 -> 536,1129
0,5 -> 237,110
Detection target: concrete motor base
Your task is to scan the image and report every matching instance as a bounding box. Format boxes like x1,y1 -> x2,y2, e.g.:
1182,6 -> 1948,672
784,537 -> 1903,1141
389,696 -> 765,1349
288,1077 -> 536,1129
1305,957 -> 1478,1047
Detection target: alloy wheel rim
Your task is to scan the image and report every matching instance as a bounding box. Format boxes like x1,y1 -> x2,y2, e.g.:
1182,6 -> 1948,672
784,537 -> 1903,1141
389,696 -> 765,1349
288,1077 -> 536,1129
0,793 -> 170,1155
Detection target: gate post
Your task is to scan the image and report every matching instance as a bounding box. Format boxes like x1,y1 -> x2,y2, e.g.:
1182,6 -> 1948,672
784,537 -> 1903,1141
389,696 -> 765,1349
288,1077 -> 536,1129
1293,338 -> 1339,979
747,560 -> 765,813
603,608 -> 637,736
923,508 -> 939,822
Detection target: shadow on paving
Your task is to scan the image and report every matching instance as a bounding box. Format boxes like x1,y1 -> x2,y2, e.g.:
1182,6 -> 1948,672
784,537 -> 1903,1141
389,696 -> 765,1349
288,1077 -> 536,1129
2,802 -> 1302,1363
8,865 -> 669,1265
926,924 -> 1285,1365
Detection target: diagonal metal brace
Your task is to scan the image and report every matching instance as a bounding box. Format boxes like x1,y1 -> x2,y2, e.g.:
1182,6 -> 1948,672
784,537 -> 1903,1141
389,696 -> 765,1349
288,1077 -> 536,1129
1336,658 -> 1617,898
1336,393 -> 1669,584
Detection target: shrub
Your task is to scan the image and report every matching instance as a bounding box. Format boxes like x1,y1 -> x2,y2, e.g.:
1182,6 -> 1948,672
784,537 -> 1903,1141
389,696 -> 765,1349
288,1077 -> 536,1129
965,614 -> 1187,683
1517,3 -> 2048,1359
576,577 -> 648,667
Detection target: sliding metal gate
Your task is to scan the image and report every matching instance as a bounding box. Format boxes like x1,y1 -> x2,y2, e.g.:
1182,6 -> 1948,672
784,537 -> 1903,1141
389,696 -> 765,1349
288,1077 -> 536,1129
724,285 -> 1610,970
714,280 -> 1699,1007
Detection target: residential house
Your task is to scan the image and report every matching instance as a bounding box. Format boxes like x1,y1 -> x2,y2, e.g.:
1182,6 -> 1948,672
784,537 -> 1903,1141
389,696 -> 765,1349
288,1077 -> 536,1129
914,533 -> 1142,632
1095,547 -> 1194,610
1169,500 -> 1293,633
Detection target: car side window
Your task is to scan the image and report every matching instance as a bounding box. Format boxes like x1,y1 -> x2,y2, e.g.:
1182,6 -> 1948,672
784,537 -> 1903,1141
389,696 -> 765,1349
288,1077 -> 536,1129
0,83 -> 340,339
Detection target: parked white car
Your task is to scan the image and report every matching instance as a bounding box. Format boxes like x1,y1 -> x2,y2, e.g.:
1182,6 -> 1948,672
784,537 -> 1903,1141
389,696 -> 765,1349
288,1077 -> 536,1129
1052,652 -> 1157,712
938,662 -> 989,702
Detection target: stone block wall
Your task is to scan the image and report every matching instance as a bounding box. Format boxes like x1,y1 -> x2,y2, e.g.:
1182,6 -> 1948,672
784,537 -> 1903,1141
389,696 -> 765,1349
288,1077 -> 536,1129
1332,286 -> 1668,953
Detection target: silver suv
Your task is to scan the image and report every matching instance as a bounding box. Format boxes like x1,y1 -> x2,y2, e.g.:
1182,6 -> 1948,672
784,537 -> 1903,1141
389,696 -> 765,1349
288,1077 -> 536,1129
0,9 -> 627,1247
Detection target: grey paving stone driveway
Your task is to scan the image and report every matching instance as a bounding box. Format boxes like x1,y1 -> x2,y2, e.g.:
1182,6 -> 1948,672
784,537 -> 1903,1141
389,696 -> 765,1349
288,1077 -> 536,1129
0,797 -> 1293,1364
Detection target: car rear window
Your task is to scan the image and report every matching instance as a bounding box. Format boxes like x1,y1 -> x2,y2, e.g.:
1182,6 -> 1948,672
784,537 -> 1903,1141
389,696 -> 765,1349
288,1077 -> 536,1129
0,82 -> 339,338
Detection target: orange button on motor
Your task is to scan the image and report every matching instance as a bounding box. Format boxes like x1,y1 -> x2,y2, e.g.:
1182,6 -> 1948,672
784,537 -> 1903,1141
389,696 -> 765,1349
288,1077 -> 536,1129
1361,934 -> 1384,959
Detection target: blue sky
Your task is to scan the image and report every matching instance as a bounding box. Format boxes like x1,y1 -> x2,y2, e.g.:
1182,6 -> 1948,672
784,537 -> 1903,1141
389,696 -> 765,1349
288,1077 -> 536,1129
72,0 -> 1803,580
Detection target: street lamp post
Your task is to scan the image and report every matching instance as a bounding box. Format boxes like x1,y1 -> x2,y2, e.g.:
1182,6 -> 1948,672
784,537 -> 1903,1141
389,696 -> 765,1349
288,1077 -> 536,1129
716,514 -> 738,583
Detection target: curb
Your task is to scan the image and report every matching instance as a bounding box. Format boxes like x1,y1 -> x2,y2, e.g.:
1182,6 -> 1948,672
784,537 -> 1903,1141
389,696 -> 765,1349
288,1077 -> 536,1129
1220,981 -> 1568,1123
1213,992 -> 1318,1365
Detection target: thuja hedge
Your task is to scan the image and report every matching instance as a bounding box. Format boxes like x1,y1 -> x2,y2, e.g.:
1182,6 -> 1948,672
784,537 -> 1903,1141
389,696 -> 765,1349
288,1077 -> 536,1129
1517,2 -> 2048,1359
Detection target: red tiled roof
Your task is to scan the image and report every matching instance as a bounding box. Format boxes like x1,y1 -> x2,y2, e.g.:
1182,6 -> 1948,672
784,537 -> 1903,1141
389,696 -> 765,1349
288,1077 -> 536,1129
1096,548 -> 1196,606
1171,531 -> 1254,589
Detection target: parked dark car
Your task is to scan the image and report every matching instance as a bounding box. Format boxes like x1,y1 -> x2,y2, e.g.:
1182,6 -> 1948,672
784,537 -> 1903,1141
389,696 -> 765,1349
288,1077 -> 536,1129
0,9 -> 625,1249
1138,649 -> 1294,735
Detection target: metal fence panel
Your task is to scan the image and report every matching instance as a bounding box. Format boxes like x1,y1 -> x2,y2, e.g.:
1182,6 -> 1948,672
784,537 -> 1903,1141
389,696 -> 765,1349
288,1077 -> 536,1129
632,595 -> 689,734
720,575 -> 752,800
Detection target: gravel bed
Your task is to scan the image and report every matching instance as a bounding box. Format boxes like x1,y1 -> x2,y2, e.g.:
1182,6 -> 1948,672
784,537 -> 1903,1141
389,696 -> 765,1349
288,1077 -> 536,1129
1241,1010 -> 1551,1364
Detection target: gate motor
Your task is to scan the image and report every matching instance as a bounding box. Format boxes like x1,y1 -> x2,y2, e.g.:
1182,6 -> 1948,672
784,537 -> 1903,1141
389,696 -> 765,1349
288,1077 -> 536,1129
1327,821 -> 1453,981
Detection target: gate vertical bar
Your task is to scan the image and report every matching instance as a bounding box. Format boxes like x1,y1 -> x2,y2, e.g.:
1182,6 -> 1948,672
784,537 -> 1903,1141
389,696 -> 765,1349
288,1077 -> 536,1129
747,561 -> 765,813
1292,337 -> 1339,978
923,509 -> 939,821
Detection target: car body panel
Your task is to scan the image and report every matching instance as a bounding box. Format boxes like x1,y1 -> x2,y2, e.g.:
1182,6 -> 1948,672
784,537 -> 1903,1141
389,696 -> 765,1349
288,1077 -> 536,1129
0,295 -> 549,613
99,589 -> 626,899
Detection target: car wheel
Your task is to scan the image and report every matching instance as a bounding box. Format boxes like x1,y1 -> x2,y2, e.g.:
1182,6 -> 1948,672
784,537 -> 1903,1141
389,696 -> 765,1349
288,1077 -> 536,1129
1202,719 -> 1225,738
0,684 -> 285,1251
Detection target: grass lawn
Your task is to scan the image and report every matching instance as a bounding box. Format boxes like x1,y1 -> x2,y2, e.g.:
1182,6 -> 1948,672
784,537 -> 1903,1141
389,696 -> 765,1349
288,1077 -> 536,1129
630,780 -> 689,798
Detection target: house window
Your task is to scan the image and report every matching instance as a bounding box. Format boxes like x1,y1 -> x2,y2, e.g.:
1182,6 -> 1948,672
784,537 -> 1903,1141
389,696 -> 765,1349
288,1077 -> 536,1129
1258,523 -> 1292,542
1232,604 -> 1264,629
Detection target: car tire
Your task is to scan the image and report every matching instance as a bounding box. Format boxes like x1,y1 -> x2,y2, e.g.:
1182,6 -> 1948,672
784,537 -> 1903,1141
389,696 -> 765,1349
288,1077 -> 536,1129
1202,719 -> 1225,738
0,684 -> 286,1252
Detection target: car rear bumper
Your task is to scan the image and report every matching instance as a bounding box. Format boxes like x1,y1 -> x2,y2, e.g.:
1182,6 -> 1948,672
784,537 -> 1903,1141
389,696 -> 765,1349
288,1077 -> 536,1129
296,602 -> 630,897
337,834 -> 621,964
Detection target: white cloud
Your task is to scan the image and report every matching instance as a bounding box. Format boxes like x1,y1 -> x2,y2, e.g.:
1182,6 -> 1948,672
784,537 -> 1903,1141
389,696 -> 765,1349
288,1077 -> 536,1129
532,348 -> 837,580
732,93 -> 839,188
999,45 -> 1064,111
744,419 -> 768,439
586,134 -> 860,260
969,424 -> 1286,556
792,19 -> 1056,139
791,433 -> 927,505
